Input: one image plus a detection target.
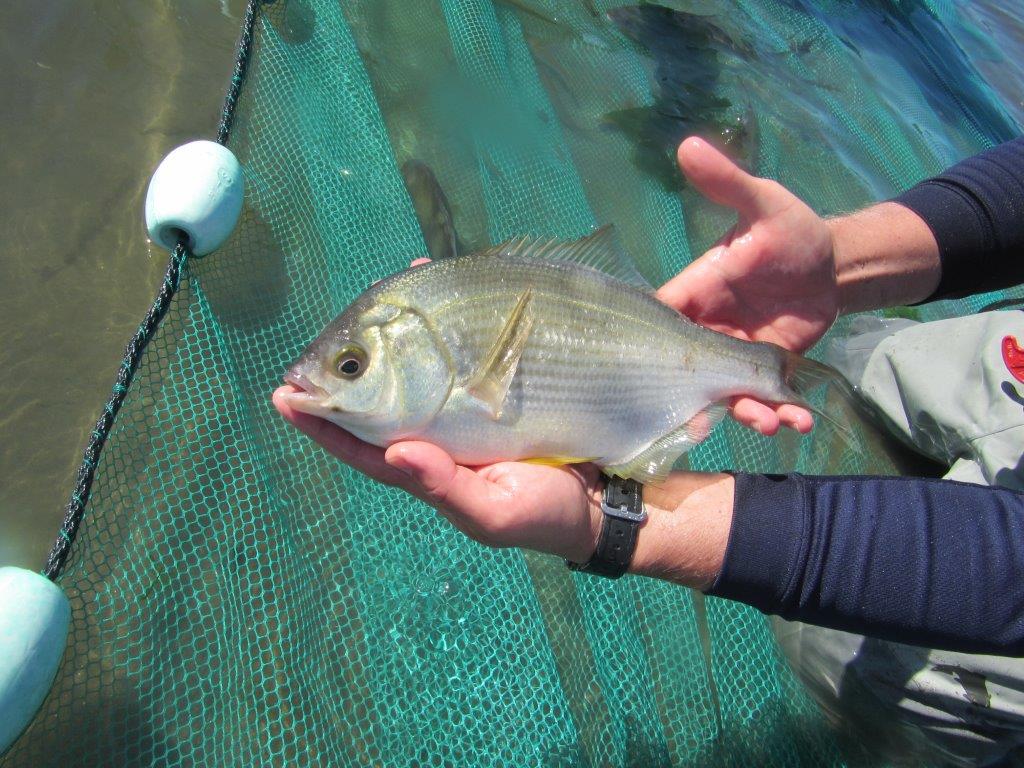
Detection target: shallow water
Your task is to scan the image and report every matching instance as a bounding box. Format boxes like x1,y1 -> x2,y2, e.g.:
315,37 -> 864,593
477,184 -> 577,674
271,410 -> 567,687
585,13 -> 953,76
0,0 -> 243,569
1,0 -> 1023,574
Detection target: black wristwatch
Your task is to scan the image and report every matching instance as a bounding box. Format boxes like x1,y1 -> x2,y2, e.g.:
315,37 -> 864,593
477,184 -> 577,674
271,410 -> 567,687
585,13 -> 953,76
567,476 -> 647,578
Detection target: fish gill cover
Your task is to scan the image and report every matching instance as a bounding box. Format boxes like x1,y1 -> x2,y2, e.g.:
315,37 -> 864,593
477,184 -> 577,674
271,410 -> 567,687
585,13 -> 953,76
3,0 -> 1020,766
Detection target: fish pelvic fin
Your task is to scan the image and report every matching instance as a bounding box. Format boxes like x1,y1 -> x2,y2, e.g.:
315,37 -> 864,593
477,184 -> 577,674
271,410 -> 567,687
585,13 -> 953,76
466,288 -> 533,420
521,456 -> 596,467
603,404 -> 728,485
480,225 -> 654,291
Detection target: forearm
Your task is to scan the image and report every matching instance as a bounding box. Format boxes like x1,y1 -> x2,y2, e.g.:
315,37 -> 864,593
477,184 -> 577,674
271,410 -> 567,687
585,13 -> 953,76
633,471 -> 1024,655
828,202 -> 941,314
830,137 -> 1024,312
630,473 -> 734,589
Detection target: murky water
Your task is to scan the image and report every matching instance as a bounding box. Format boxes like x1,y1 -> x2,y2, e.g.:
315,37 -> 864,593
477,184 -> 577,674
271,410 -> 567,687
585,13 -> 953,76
1,0 -> 1023,574
0,0 -> 244,569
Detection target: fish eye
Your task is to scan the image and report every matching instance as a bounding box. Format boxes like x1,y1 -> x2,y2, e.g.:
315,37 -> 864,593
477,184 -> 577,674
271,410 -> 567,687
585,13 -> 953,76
332,344 -> 367,379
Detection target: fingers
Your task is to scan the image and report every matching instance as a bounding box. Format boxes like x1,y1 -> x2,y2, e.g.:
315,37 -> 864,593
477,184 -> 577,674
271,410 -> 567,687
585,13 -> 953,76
410,257 -> 431,267
731,397 -> 781,436
776,403 -> 814,434
677,136 -> 780,220
273,388 -> 516,540
730,397 -> 815,436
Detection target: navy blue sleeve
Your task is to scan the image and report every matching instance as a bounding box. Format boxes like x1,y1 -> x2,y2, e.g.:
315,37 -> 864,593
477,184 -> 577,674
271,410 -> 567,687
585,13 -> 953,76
893,137 -> 1024,302
708,472 -> 1024,656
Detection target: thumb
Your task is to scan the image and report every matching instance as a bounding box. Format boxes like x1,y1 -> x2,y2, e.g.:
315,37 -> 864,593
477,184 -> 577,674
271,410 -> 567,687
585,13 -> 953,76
677,136 -> 776,219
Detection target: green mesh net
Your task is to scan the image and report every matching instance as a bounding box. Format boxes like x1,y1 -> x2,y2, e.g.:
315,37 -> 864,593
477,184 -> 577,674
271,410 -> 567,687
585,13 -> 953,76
4,1 -> 1021,765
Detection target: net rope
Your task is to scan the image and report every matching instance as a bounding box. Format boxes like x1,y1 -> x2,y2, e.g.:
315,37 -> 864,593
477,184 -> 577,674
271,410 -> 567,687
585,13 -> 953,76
42,0 -> 270,582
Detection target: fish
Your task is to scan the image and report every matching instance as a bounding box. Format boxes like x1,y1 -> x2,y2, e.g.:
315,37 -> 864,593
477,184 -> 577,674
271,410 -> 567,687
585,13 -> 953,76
400,159 -> 465,261
603,5 -> 758,190
280,226 -> 849,483
494,0 -> 560,26
268,0 -> 315,45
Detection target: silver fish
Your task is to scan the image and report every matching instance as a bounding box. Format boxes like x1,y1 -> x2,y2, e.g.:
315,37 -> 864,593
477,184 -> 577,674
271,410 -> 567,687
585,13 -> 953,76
281,226 -> 842,482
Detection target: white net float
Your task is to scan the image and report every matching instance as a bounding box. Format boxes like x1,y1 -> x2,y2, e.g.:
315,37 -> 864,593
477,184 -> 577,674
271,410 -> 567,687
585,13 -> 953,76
144,140 -> 244,256
0,567 -> 70,754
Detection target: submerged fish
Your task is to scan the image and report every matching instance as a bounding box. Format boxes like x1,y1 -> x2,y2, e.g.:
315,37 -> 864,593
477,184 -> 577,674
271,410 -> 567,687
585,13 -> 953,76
281,226 -> 845,482
400,159 -> 465,261
494,0 -> 560,26
604,5 -> 758,191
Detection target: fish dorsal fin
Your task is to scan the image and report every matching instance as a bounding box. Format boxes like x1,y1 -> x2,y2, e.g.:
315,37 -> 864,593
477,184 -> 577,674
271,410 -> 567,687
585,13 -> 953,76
480,225 -> 654,291
466,288 -> 534,420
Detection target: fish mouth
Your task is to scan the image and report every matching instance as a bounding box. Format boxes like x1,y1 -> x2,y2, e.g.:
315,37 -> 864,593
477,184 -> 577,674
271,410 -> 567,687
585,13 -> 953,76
280,370 -> 332,414
283,370 -> 328,397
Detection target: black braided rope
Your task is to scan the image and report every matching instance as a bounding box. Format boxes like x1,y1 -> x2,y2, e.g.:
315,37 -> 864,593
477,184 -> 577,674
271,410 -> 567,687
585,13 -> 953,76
43,0 -> 269,581
43,244 -> 188,579
216,0 -> 267,146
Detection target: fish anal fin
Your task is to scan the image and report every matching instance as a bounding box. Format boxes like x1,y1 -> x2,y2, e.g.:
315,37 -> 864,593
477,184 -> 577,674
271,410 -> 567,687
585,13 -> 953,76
479,225 -> 653,291
466,288 -> 533,420
604,404 -> 728,484
683,403 -> 727,444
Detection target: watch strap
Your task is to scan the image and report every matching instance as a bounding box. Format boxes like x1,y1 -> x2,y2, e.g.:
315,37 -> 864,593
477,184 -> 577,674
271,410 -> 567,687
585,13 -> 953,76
603,475 -> 646,522
568,477 -> 646,578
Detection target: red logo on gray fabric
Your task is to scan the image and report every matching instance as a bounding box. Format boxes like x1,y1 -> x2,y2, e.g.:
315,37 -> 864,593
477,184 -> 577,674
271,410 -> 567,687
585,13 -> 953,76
1001,335 -> 1024,383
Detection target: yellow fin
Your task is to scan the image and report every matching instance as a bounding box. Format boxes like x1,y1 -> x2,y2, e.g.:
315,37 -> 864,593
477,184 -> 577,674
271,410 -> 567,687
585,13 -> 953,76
522,456 -> 595,467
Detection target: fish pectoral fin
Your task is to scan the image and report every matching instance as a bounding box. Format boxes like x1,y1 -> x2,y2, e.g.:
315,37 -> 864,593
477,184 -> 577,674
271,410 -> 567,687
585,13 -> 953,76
603,404 -> 728,484
522,456 -> 596,467
466,288 -> 533,419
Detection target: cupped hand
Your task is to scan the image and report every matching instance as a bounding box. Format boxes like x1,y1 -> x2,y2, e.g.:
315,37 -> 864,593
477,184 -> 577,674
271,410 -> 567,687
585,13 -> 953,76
658,137 -> 840,436
273,386 -> 604,562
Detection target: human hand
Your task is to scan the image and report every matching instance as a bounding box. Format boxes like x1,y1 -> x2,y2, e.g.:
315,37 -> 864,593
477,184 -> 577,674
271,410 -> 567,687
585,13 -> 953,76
276,385 -> 733,587
658,137 -> 840,436
272,386 -> 605,562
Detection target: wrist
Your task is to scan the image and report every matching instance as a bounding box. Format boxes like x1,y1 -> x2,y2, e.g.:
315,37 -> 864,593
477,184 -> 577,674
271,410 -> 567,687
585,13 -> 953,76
629,473 -> 734,590
562,477 -> 607,565
828,202 -> 941,314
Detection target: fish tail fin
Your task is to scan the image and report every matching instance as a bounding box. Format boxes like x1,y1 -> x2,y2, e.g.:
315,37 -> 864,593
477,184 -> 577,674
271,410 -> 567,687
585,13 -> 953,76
781,350 -> 864,449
